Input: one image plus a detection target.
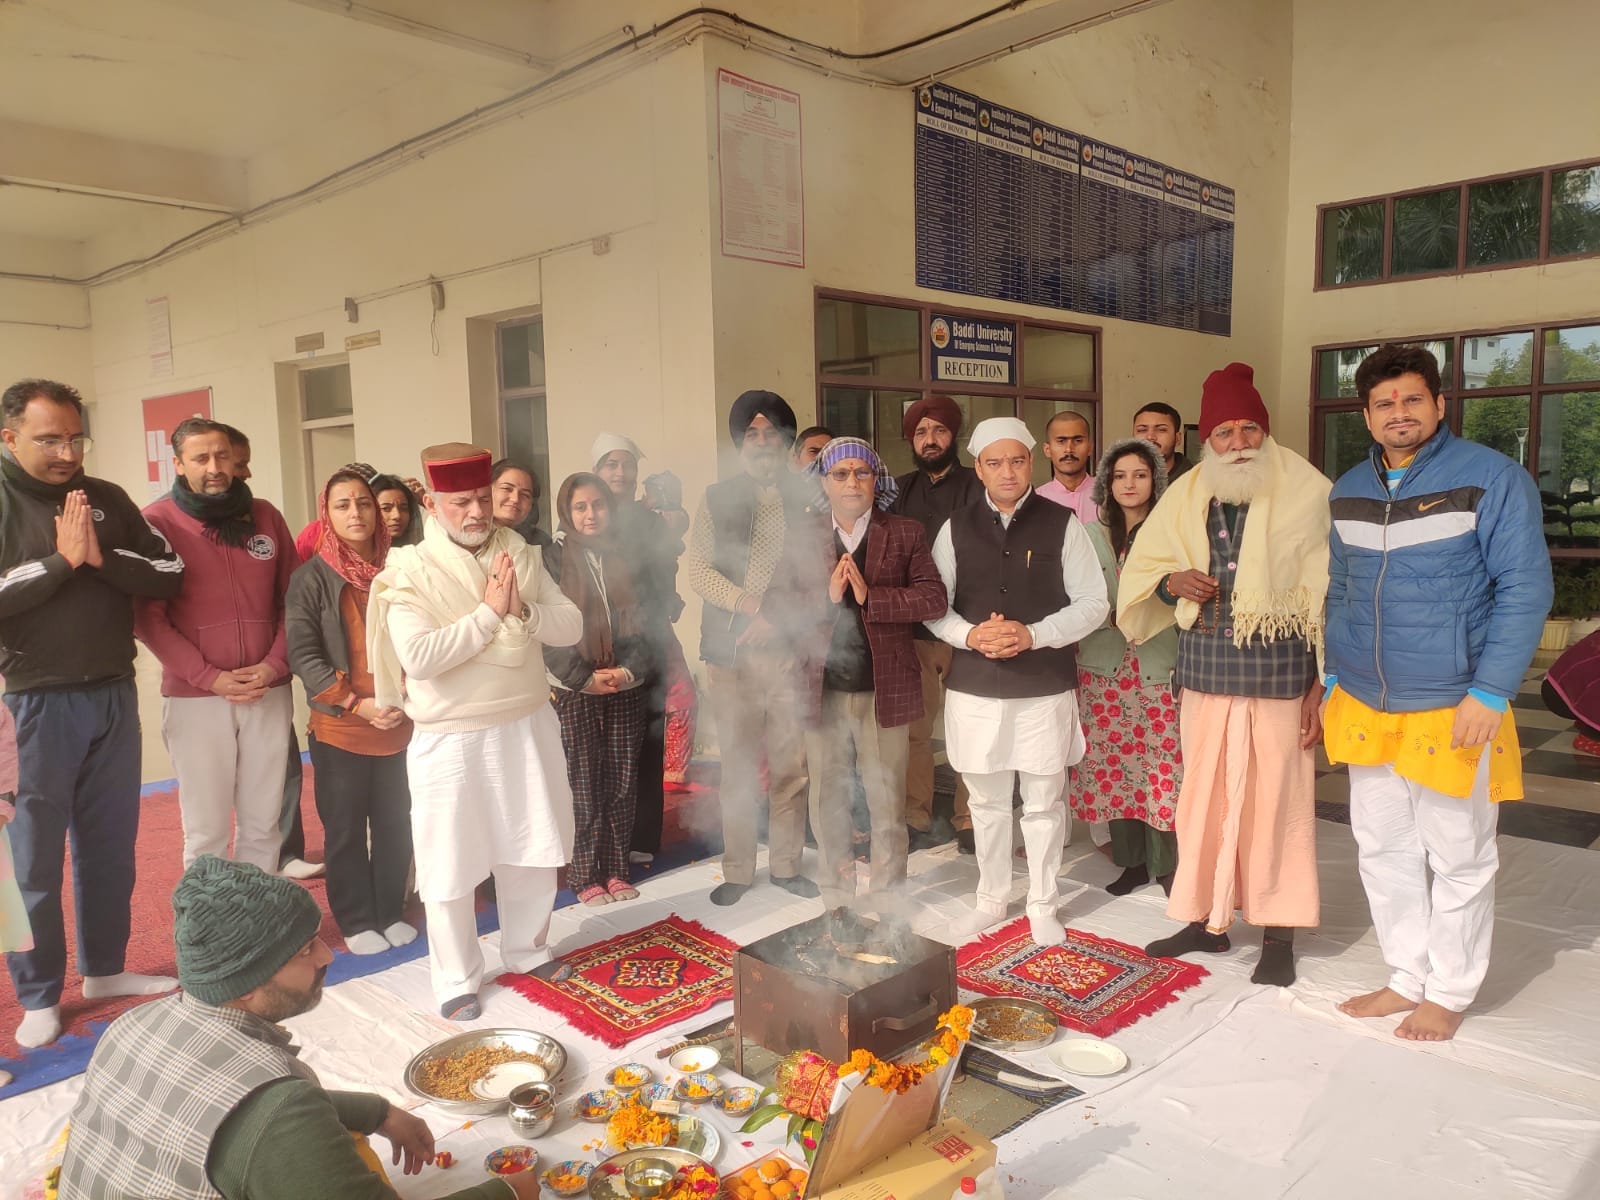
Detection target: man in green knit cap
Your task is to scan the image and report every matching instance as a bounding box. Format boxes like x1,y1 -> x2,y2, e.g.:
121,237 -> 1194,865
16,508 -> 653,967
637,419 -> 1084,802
57,856 -> 538,1199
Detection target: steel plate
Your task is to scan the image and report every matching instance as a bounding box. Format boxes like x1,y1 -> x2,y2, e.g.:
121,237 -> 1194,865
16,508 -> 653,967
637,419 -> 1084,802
402,1027 -> 568,1116
588,1148 -> 716,1200
967,998 -> 1059,1051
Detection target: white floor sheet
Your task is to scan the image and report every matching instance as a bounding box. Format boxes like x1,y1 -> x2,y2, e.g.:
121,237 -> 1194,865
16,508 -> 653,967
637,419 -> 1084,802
3,819 -> 1598,1200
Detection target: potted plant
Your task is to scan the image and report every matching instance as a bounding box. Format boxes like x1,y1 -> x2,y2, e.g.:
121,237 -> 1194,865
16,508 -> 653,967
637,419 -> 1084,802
1546,561 -> 1600,650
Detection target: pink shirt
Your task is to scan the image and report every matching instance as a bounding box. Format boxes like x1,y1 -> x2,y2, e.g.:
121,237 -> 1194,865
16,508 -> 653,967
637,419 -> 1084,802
1036,476 -> 1100,525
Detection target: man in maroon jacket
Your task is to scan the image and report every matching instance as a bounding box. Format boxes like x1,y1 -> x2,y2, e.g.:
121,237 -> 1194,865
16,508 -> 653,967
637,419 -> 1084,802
783,437 -> 947,912
137,418 -> 298,873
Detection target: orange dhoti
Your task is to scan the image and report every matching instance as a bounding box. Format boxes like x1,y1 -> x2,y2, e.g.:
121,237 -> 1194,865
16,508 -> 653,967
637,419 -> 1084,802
1167,691 -> 1319,933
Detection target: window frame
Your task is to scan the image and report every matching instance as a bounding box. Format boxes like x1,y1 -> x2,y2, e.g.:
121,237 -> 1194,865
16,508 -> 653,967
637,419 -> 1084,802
813,287 -> 1103,457
1313,156 -> 1600,291
1309,318 -> 1600,559
494,314 -> 551,531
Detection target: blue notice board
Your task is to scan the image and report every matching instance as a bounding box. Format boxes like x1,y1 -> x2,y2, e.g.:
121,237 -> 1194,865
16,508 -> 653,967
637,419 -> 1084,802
914,83 -> 1234,336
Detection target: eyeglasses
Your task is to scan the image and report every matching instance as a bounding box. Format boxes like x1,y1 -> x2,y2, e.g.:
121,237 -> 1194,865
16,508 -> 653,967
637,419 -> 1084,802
32,435 -> 93,457
826,468 -> 875,483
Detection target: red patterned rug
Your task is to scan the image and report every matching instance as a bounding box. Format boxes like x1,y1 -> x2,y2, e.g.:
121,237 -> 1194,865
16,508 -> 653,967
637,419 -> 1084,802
957,919 -> 1208,1039
496,915 -> 737,1048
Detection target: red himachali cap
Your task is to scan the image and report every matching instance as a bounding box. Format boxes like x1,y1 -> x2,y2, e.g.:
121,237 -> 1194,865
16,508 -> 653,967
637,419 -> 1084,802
419,443 -> 492,492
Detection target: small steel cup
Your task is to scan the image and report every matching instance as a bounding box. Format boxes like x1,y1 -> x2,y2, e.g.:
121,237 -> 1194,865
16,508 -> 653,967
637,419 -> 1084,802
624,1158 -> 677,1200
508,1081 -> 557,1140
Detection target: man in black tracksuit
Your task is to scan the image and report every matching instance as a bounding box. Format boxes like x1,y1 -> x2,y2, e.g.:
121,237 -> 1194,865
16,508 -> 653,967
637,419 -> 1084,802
0,378 -> 185,1048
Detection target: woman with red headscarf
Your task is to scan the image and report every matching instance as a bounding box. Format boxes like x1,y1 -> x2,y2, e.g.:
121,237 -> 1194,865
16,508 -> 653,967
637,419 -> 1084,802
286,469 -> 415,954
543,472 -> 654,905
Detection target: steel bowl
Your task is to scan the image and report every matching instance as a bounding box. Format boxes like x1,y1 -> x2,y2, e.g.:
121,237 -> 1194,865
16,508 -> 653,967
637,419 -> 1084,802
590,1149 -> 717,1200
623,1157 -> 678,1200
967,997 -> 1059,1052
403,1028 -> 568,1116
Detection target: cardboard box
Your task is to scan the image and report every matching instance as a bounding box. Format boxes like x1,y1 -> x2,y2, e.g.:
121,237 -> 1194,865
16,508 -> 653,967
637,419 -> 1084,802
813,1117 -> 998,1200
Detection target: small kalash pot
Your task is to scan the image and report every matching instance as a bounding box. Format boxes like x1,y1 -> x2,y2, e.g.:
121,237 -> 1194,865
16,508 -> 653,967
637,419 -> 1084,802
508,1081 -> 557,1140
732,910 -> 956,1072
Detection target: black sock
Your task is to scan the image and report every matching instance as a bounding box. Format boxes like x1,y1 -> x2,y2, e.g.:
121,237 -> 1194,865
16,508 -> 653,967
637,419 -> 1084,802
1145,921 -> 1230,959
1105,865 -> 1150,896
1156,872 -> 1175,897
1251,928 -> 1297,986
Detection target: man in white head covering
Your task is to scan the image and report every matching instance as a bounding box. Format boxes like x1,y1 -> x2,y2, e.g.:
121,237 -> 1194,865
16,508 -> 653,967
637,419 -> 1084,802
925,417 -> 1109,945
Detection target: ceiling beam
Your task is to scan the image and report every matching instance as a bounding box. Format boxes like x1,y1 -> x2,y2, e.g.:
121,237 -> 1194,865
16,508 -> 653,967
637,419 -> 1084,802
0,118 -> 246,214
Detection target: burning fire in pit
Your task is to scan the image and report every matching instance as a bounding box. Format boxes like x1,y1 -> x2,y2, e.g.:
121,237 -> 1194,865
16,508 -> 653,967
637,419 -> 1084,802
733,910 -> 956,1073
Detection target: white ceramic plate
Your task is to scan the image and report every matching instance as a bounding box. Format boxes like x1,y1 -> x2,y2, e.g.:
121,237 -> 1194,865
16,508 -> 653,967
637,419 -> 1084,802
1050,1039 -> 1128,1077
471,1060 -> 550,1100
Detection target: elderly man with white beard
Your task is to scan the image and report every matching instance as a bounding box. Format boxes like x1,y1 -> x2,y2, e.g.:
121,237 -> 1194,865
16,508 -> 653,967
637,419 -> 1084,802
368,444 -> 583,1020
1118,364 -> 1331,987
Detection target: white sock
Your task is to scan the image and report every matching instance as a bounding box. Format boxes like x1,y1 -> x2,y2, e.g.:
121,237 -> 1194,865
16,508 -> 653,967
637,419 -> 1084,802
383,921 -> 418,948
951,901 -> 1007,940
16,1006 -> 62,1048
82,972 -> 178,1000
346,930 -> 390,955
1028,910 -> 1066,946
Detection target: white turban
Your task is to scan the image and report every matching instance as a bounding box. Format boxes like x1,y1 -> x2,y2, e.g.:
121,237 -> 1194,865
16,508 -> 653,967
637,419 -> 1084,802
967,417 -> 1035,457
590,432 -> 644,469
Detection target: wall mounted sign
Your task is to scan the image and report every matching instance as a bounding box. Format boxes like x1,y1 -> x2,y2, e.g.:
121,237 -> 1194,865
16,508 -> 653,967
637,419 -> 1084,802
142,387 -> 212,501
345,330 -> 381,351
914,82 -> 1234,335
717,68 -> 804,268
928,311 -> 1016,383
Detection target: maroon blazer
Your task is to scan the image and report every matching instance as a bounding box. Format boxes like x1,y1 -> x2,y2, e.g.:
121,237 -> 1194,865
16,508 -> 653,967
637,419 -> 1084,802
773,509 -> 947,729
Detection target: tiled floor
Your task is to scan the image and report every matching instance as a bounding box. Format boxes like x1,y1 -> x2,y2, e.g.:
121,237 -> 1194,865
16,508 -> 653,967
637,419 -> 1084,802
1312,656 -> 1600,850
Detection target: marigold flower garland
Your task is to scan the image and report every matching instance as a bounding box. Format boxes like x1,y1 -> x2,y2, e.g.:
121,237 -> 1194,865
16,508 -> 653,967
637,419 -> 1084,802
739,1005 -> 973,1163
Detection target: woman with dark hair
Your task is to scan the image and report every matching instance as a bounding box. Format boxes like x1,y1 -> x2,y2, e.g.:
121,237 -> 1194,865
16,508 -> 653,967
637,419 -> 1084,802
369,473 -> 422,546
491,458 -> 552,548
1068,437 -> 1184,896
544,472 -> 654,905
286,469 -> 414,953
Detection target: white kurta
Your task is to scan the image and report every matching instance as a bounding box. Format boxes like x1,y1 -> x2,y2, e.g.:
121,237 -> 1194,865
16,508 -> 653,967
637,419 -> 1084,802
926,490 -> 1109,776
406,708 -> 575,902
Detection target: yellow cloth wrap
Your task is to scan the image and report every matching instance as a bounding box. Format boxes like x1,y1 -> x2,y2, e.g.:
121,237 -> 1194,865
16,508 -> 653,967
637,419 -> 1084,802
1322,686 -> 1523,801
353,1133 -> 391,1181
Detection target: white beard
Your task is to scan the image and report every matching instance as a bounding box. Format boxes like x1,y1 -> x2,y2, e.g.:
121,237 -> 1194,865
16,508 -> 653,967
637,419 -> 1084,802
1199,437 -> 1274,504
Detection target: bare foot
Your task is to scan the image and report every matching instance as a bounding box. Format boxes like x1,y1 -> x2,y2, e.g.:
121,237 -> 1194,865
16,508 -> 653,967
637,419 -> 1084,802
1395,1001 -> 1465,1042
1337,987 -> 1418,1020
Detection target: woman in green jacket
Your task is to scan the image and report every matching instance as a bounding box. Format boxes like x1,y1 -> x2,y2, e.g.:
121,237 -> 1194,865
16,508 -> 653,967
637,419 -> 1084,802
1068,438 -> 1183,896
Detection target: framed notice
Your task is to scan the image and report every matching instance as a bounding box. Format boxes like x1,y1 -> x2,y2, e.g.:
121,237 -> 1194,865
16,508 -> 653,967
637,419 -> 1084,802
717,68 -> 804,267
142,388 -> 212,501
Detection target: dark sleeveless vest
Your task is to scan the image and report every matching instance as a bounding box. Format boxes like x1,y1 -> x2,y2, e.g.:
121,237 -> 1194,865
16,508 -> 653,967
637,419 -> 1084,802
698,473 -> 813,668
946,494 -> 1078,699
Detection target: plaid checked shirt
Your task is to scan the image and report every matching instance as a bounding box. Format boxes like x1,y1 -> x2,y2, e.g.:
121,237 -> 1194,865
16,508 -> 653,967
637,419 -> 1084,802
1172,499 -> 1317,699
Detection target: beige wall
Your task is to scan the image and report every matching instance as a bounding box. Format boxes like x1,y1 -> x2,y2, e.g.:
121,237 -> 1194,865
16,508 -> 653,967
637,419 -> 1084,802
1276,0 -> 1600,449
0,235 -> 93,449
706,0 -> 1294,464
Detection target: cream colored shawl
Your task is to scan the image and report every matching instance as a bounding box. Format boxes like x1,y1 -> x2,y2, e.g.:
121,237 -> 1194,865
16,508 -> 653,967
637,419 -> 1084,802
366,516 -> 542,708
1117,439 -> 1331,651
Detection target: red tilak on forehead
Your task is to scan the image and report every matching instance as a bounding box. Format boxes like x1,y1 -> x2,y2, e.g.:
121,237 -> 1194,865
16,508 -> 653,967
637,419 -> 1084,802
1390,386 -> 1401,399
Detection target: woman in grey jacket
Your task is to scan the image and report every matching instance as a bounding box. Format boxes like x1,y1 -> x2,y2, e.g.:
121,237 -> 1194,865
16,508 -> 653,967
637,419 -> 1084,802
285,469 -> 414,954
1067,438 -> 1183,897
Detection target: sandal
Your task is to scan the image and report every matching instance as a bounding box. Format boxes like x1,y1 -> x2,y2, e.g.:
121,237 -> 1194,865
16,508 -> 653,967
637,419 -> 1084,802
577,885 -> 612,906
607,878 -> 640,901
441,993 -> 481,1021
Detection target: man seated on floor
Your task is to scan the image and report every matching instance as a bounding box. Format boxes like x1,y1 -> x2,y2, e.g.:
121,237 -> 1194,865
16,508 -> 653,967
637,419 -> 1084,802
369,442 -> 583,1020
57,856 -> 537,1200
1324,344 -> 1550,1042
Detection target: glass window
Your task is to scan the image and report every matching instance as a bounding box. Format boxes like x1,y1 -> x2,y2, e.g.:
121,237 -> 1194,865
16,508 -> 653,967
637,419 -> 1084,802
301,364 -> 352,420
817,388 -> 923,478
1392,188 -> 1459,276
1539,391 -> 1600,549
1543,324 -> 1600,385
816,299 -> 920,380
1550,165 -> 1600,258
1317,346 -> 1379,400
1462,331 -> 1533,389
1466,174 -> 1541,267
500,320 -> 546,391
1320,201 -> 1384,286
1410,338 -> 1455,393
1021,327 -> 1094,391
1319,409 -> 1372,481
1461,394 -> 1532,465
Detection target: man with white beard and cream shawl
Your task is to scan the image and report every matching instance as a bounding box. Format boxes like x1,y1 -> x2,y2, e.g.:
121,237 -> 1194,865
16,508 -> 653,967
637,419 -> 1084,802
927,417 -> 1109,947
1118,364 -> 1331,986
368,443 -> 582,1020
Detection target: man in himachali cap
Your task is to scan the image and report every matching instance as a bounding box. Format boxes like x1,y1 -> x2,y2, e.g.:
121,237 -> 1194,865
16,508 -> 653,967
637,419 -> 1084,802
419,442 -> 493,493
